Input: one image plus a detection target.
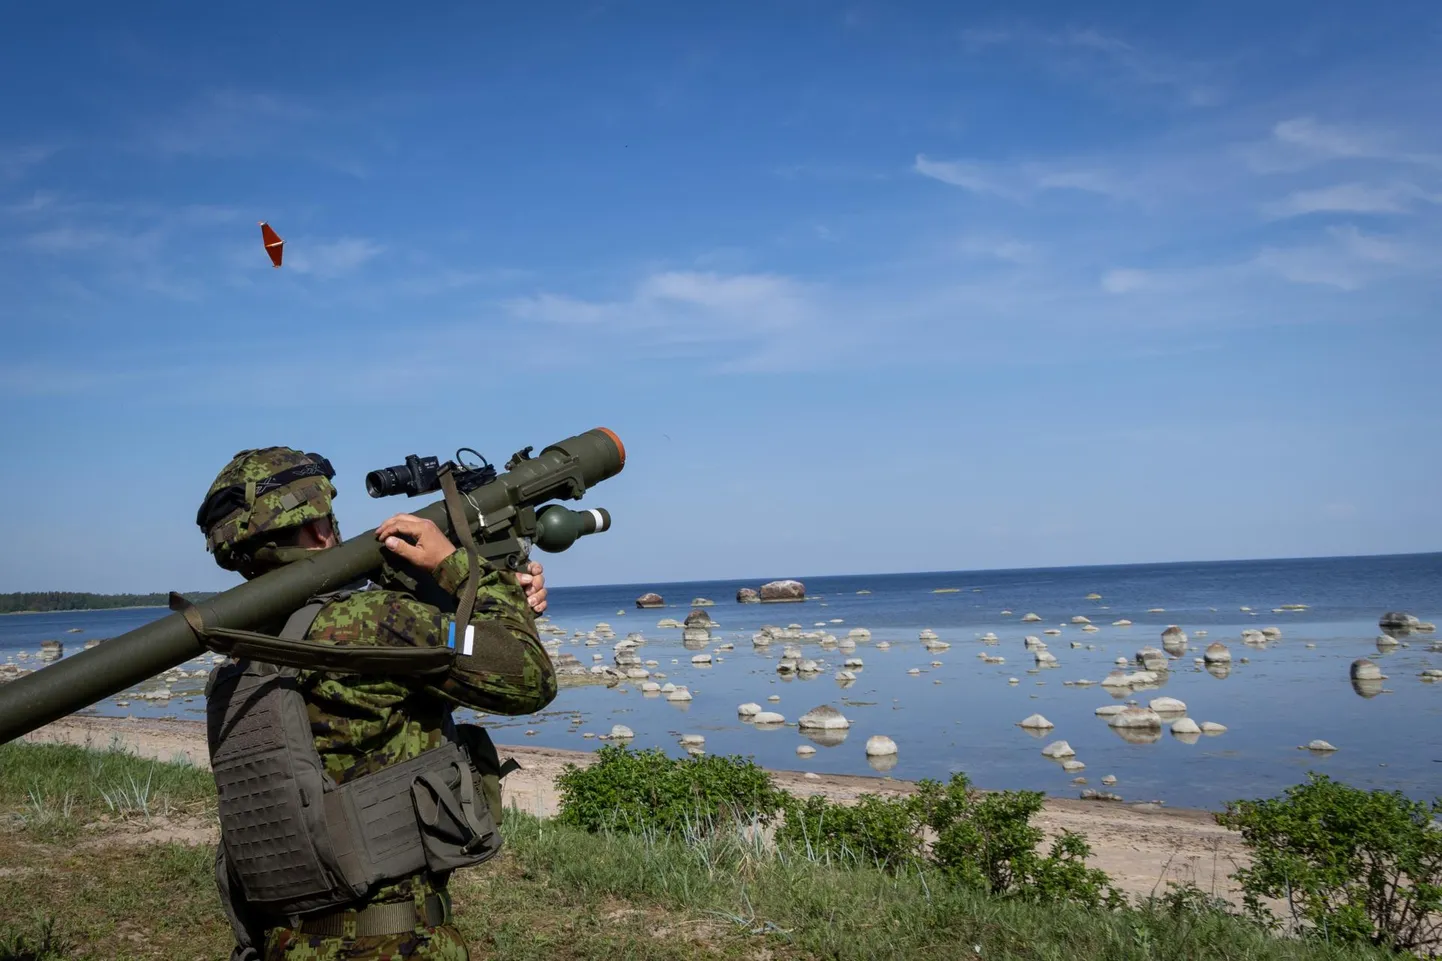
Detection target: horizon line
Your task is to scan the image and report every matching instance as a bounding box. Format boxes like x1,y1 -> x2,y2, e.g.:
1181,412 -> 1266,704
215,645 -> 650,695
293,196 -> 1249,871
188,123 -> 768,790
5,547 -> 1438,598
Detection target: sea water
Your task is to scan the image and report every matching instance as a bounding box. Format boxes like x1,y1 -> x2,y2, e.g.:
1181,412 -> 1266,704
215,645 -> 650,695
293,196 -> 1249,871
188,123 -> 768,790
4,553 -> 1440,810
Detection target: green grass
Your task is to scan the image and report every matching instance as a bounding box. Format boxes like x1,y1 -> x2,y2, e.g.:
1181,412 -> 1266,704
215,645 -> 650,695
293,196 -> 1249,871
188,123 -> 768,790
484,811 -> 1398,961
0,742 -> 1415,961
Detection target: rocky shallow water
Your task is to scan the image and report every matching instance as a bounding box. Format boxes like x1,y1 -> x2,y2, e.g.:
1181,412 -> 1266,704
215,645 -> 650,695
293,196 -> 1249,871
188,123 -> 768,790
4,553 -> 1440,810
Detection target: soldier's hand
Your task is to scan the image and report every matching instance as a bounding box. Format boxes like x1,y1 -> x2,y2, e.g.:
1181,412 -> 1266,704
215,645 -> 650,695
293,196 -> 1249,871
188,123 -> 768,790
376,514 -> 457,571
516,561 -> 548,614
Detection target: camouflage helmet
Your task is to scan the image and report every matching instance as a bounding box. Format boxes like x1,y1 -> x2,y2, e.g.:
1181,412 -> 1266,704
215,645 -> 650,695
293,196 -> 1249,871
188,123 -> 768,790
197,447 -> 338,573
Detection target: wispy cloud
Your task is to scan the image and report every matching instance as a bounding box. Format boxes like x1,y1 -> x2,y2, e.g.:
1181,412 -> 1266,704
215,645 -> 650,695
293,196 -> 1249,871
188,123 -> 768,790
0,145 -> 54,180
23,226 -> 121,253
959,24 -> 1223,108
1252,225 -> 1419,291
1262,181 -> 1441,219
1242,117 -> 1442,173
285,237 -> 385,279
913,154 -> 1125,202
955,236 -> 1036,263
137,89 -> 386,178
501,270 -> 839,372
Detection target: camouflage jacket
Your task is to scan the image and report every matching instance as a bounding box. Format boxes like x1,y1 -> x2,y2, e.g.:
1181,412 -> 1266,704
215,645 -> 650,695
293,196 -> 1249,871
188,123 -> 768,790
299,550 -> 557,785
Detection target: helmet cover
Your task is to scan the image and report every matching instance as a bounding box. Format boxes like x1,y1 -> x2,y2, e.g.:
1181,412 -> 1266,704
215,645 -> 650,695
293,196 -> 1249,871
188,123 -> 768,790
199,447 -> 337,571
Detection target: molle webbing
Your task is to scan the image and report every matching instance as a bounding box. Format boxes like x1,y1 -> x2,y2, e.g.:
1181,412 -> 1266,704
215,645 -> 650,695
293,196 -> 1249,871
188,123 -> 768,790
206,597 -> 502,918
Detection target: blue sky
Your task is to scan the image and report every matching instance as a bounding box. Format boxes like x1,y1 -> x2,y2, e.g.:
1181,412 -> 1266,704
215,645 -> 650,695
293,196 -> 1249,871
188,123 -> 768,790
2,3 -> 1439,593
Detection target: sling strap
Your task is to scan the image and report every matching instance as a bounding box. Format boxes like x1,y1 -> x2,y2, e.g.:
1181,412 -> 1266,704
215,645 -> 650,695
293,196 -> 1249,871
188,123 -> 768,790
437,464 -> 482,630
170,593 -> 454,676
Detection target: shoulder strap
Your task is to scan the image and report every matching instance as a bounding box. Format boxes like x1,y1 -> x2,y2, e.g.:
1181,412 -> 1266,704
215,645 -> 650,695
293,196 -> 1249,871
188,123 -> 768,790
170,592 -> 453,676
279,600 -> 326,641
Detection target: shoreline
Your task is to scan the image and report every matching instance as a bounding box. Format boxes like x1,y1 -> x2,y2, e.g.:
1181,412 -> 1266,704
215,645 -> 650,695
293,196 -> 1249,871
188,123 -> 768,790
0,605 -> 172,616
17,714 -> 1250,901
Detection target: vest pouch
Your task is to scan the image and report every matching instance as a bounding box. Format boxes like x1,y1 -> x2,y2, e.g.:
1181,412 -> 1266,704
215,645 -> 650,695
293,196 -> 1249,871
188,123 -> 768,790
410,752 -> 501,872
327,742 -> 499,879
451,722 -> 509,826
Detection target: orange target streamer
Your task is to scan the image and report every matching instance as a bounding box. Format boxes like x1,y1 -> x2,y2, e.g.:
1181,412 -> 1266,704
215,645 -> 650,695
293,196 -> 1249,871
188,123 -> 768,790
259,222 -> 284,268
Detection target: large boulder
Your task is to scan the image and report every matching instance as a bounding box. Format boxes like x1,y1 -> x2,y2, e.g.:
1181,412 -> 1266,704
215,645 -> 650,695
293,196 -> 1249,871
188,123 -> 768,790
1379,612 -> 1421,631
1203,642 -> 1231,664
1161,626 -> 1188,654
1350,658 -> 1385,681
636,593 -> 664,609
1108,706 -> 1163,729
760,580 -> 806,603
736,588 -> 760,604
1135,646 -> 1168,672
798,705 -> 851,730
865,735 -> 898,756
683,609 -> 715,628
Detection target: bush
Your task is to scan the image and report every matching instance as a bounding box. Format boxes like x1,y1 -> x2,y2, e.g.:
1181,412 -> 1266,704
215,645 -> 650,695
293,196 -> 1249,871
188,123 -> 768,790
1218,773 -> 1442,952
777,791 -> 927,870
557,751 -> 1118,907
555,745 -> 787,836
914,773 -> 1124,908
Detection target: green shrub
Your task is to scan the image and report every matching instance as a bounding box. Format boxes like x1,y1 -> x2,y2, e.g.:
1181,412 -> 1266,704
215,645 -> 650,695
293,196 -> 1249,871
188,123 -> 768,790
555,745 -> 787,836
914,773 -> 1123,908
777,791 -> 927,870
1218,773 -> 1442,952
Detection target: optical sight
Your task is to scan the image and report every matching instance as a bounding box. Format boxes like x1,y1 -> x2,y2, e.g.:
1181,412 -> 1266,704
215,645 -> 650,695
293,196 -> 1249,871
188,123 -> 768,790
365,448 -> 498,498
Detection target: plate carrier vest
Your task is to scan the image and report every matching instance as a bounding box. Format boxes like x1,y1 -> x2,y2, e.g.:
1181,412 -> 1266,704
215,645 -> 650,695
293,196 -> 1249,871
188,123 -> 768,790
205,594 -> 514,919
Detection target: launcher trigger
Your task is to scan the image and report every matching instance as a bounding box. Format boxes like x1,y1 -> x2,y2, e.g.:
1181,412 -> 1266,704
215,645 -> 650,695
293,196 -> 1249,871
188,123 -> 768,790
504,447 -> 534,471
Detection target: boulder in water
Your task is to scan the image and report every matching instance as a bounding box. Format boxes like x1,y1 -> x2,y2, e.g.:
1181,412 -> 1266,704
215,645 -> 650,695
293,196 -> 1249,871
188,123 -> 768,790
1350,658 -> 1385,681
1203,642 -> 1231,664
799,707 -> 851,737
683,609 -> 715,628
1018,714 -> 1054,729
1042,740 -> 1075,758
760,580 -> 806,603
1136,646 -> 1168,671
737,588 -> 760,604
1379,612 -> 1420,631
636,593 -> 664,609
865,735 -> 898,757
1108,706 -> 1163,729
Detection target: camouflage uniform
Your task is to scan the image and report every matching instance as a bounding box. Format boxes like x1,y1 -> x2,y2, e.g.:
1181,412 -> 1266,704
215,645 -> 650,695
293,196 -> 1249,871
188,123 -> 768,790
198,448 -> 557,961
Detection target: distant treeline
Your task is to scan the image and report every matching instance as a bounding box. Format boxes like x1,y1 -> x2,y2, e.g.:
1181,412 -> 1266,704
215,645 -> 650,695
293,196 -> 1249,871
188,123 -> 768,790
0,592 -> 218,614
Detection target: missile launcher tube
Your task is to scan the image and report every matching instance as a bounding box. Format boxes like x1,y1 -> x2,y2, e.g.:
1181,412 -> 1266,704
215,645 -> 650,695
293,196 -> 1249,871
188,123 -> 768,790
0,428 -> 625,745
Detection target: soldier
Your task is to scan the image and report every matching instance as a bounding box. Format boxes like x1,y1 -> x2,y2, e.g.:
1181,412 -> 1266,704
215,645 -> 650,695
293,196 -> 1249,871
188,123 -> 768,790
195,447 -> 557,960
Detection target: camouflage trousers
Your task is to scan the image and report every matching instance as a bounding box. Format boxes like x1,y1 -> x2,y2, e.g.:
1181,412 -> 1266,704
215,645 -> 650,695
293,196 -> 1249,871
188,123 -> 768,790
258,878 -> 469,960
263,923 -> 469,960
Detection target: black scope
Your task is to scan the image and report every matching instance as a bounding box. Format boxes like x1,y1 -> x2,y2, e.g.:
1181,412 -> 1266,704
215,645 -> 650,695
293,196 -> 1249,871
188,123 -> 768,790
365,449 -> 499,498
365,454 -> 441,498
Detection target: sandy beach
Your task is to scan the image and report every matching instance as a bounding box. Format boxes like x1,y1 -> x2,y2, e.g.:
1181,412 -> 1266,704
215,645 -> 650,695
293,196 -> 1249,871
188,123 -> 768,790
21,714 -> 1250,902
